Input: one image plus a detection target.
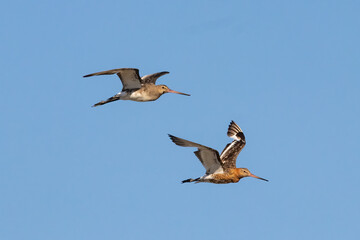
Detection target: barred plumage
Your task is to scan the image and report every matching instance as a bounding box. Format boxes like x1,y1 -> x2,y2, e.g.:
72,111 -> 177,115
169,121 -> 268,184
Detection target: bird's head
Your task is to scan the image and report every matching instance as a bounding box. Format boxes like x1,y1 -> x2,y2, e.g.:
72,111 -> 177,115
158,85 -> 190,96
237,168 -> 268,182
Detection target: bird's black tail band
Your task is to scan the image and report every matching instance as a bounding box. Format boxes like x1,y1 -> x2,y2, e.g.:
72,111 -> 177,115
181,177 -> 200,184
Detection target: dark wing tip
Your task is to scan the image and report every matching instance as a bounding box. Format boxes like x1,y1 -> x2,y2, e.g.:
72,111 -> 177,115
155,71 -> 169,76
168,134 -> 180,144
83,68 -> 140,78
168,134 -> 177,143
168,134 -> 190,147
227,120 -> 245,141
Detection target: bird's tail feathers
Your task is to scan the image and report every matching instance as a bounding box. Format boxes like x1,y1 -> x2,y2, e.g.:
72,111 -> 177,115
181,177 -> 200,184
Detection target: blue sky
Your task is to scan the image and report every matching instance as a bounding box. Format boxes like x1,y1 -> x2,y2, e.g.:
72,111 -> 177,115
1,0 -> 359,239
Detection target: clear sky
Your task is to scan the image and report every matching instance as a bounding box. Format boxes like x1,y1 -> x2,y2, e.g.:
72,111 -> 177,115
1,0 -> 359,239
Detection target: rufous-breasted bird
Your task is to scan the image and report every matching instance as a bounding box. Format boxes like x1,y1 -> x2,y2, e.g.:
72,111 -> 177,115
169,121 -> 268,184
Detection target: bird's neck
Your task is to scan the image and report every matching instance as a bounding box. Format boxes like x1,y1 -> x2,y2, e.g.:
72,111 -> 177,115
233,168 -> 247,179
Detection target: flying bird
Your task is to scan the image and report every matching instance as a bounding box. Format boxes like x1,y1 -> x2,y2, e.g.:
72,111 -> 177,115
83,68 -> 190,107
169,121 -> 268,184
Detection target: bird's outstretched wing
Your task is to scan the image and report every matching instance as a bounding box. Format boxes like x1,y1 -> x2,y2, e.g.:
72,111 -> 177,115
168,134 -> 223,175
141,71 -> 169,84
219,121 -> 246,170
83,68 -> 142,91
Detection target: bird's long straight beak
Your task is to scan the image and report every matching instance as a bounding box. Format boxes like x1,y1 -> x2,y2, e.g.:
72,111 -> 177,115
167,89 -> 190,96
250,173 -> 269,182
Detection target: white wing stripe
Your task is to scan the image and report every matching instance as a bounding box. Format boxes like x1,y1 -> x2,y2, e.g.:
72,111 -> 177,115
219,140 -> 237,159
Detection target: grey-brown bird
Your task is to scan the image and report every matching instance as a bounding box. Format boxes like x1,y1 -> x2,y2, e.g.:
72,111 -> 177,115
169,121 -> 268,184
84,68 -> 190,107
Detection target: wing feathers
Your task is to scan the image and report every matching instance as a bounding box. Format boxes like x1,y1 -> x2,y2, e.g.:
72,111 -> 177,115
141,71 -> 169,84
169,134 -> 208,149
168,134 -> 223,174
83,68 -> 139,78
83,68 -> 142,91
84,68 -> 171,90
220,121 -> 246,170
169,121 -> 247,173
227,120 -> 245,141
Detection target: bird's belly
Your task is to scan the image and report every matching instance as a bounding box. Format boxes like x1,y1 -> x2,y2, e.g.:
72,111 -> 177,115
204,173 -> 239,184
121,91 -> 157,102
